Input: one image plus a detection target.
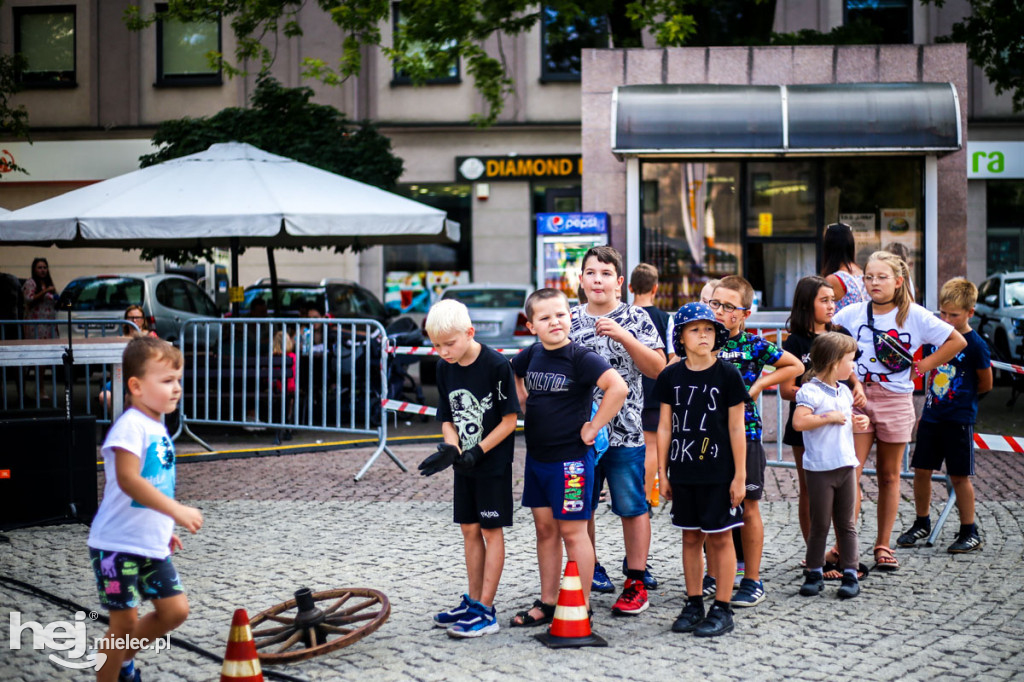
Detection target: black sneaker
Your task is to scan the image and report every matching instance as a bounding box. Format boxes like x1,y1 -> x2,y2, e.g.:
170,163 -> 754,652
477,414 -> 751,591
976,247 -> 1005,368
799,572 -> 825,597
702,574 -> 717,600
621,556 -> 659,590
896,520 -> 931,547
948,531 -> 984,554
694,603 -> 734,637
837,574 -> 860,599
671,600 -> 705,633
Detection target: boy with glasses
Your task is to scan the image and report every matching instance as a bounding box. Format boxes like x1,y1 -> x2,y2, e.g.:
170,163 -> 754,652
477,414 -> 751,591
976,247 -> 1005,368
709,276 -> 802,607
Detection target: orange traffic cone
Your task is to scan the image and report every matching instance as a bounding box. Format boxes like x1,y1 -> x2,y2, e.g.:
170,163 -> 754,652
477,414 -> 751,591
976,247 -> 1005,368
535,560 -> 608,648
220,608 -> 263,682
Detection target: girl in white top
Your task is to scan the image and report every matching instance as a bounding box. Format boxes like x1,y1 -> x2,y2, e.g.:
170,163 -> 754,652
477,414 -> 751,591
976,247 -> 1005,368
793,332 -> 869,599
832,251 -> 966,571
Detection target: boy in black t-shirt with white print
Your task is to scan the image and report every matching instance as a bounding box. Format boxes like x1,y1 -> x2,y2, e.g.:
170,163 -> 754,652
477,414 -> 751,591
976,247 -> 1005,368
420,299 -> 520,639
508,288 -> 627,629
656,302 -> 747,637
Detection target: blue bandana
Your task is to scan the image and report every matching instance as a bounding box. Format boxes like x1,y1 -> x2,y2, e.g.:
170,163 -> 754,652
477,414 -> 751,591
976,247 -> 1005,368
672,302 -> 730,353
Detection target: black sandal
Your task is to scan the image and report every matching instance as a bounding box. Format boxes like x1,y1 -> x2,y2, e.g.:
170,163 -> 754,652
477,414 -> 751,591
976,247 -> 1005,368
510,599 -> 555,627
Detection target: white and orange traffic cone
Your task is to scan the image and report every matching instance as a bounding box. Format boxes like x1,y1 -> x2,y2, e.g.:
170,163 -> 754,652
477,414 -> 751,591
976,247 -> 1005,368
535,560 -> 608,649
220,608 -> 263,682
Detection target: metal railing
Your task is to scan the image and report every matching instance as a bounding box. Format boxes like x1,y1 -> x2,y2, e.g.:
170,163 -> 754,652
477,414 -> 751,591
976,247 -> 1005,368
0,318 -> 137,422
174,317 -> 405,480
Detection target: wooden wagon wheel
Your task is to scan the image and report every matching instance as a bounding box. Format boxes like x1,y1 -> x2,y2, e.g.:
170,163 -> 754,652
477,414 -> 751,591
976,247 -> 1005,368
249,587 -> 390,664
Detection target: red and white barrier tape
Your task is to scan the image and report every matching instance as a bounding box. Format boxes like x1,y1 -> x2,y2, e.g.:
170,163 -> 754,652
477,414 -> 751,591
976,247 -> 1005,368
381,398 -> 524,426
382,399 -> 436,417
990,359 -> 1024,375
389,346 -> 523,357
973,432 -> 1024,453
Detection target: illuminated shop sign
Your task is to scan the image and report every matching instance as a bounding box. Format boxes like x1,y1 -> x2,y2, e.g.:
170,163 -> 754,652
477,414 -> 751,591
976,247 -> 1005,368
967,142 -> 1024,179
536,212 -> 608,236
456,155 -> 582,182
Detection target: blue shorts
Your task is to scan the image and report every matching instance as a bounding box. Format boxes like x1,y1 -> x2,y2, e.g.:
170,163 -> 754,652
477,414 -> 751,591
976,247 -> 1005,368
911,420 -> 975,477
89,548 -> 183,611
592,444 -> 648,517
522,454 -> 594,520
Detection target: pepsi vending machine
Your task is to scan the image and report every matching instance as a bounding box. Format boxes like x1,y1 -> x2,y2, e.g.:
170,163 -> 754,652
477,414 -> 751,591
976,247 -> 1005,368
535,212 -> 609,300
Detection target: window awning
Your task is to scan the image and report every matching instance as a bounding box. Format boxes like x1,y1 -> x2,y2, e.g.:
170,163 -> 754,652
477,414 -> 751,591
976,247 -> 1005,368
612,83 -> 961,156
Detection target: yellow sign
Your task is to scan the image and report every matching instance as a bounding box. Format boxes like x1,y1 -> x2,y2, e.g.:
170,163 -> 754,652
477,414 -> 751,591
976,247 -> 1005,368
758,213 -> 773,237
228,286 -> 245,303
456,155 -> 582,182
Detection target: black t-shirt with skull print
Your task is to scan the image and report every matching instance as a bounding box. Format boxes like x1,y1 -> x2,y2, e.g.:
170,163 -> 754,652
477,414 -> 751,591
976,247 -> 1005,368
436,343 -> 521,478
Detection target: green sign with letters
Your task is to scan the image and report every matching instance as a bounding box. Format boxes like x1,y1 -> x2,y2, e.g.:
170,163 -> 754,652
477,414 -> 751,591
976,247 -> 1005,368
967,142 -> 1024,179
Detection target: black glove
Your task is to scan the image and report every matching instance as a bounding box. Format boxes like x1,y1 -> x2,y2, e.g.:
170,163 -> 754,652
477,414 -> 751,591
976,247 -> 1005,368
418,443 -> 460,476
453,444 -> 484,472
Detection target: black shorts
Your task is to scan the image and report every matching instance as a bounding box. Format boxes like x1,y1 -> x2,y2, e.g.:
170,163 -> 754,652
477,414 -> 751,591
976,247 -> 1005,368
744,439 -> 766,501
911,421 -> 975,477
453,464 -> 514,528
782,404 -> 804,448
641,407 -> 661,433
90,548 -> 183,610
670,481 -> 744,534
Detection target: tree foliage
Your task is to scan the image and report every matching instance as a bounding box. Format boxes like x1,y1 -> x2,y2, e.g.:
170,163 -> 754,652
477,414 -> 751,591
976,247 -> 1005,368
138,76 -> 403,263
922,0 -> 1024,112
126,0 -> 774,127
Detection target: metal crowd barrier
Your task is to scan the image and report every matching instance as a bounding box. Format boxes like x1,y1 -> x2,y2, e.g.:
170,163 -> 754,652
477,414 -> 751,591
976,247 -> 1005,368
0,318 -> 138,423
174,317 -> 404,480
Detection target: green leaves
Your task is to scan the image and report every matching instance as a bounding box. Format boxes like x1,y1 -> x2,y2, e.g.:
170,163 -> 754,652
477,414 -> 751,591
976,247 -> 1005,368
136,76 -> 404,261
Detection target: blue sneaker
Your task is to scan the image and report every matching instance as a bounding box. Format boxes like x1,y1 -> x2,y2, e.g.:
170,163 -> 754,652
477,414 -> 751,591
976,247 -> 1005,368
118,661 -> 141,682
433,594 -> 474,628
622,556 -> 659,590
730,578 -> 766,607
592,563 -> 615,593
447,602 -> 499,639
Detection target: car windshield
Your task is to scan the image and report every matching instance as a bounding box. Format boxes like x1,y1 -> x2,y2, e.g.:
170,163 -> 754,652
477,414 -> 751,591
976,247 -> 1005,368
1005,280 -> 1024,307
443,288 -> 527,309
59,277 -> 144,311
327,284 -> 387,318
242,287 -> 325,315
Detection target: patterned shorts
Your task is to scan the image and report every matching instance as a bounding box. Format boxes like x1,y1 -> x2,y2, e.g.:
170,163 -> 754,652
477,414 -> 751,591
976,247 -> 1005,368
89,548 -> 183,610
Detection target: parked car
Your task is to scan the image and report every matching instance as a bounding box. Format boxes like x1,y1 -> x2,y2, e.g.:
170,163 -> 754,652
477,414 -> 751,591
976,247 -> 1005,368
973,271 -> 1024,363
58,273 -> 221,344
440,283 -> 536,350
238,278 -> 394,325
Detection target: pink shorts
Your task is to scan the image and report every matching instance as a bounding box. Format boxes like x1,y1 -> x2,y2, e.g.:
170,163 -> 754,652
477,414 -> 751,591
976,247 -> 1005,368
853,383 -> 916,443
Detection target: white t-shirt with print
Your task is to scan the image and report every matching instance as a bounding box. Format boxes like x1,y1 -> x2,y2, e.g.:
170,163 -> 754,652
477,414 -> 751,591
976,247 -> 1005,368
570,302 -> 664,448
833,301 -> 954,394
795,378 -> 859,472
88,408 -> 177,559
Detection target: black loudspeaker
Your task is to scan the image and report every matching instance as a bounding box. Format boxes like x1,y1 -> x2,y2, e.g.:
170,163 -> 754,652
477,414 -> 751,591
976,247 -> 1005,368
0,415 -> 98,530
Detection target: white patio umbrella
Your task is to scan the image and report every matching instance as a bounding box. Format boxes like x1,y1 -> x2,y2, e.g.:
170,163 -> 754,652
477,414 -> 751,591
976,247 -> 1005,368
0,141 -> 458,248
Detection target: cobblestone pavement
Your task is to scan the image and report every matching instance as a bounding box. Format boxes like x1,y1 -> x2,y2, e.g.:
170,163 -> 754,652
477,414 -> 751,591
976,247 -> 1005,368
3,434 -> 1024,681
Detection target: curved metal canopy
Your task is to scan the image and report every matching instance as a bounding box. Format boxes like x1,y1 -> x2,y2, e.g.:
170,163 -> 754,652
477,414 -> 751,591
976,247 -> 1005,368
612,82 -> 961,156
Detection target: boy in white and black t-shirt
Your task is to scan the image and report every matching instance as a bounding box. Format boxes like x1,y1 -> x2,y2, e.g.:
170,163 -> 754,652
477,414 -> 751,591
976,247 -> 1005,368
88,337 -> 203,682
571,246 -> 666,616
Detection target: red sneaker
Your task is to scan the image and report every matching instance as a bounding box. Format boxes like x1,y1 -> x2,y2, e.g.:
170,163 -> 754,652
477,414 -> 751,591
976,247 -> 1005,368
612,578 -> 649,615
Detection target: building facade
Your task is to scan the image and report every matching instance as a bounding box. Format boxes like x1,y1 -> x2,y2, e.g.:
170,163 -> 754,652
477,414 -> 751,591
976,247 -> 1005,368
0,0 -> 1021,313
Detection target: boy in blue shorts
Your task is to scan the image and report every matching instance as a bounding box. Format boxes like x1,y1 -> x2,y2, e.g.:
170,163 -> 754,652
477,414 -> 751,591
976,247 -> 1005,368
571,246 -> 666,616
420,299 -> 520,638
897,277 -> 992,553
657,303 -> 747,637
711,276 -> 802,607
509,288 -> 627,628
88,337 -> 203,682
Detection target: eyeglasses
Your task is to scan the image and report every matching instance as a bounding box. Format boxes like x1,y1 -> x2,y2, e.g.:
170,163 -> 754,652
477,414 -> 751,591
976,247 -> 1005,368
126,315 -> 144,321
862,275 -> 893,284
707,299 -> 748,314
